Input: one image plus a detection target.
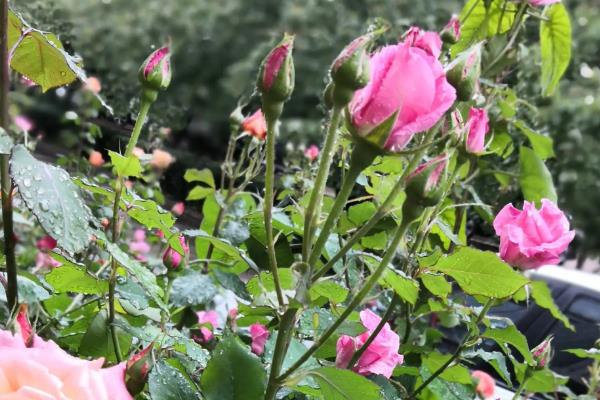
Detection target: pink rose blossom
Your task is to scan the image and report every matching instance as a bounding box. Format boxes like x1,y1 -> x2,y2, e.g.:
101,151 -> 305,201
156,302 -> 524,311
529,0 -> 560,6
197,310 -> 220,342
150,149 -> 175,171
242,109 -> 268,141
404,26 -> 443,59
0,329 -> 132,399
14,115 -> 33,132
335,309 -> 403,378
349,34 -> 456,151
89,150 -> 105,167
35,252 -> 62,270
493,199 -> 575,269
472,370 -> 495,399
249,323 -> 270,355
466,107 -> 490,154
304,144 -> 320,161
129,229 -> 151,261
36,235 -> 57,251
171,201 -> 185,216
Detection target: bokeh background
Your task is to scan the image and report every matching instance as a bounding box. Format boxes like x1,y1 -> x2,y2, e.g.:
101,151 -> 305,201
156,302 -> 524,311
11,0 -> 600,267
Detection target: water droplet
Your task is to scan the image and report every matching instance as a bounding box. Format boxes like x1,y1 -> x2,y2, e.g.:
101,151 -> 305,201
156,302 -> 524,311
39,200 -> 49,211
23,178 -> 32,187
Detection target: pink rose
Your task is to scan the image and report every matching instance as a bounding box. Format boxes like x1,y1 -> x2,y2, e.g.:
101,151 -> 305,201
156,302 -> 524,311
150,149 -> 175,171
35,252 -> 62,270
196,310 -> 220,342
89,150 -> 105,167
465,107 -> 490,154
162,235 -> 189,270
493,199 -> 575,269
242,109 -> 268,141
171,201 -> 185,217
304,144 -> 320,161
129,229 -> 151,261
14,115 -> 33,132
36,235 -> 57,251
471,370 -> 495,399
529,0 -> 560,6
349,33 -> 456,151
0,329 -> 132,399
404,26 -> 443,59
249,323 -> 270,355
335,309 -> 403,378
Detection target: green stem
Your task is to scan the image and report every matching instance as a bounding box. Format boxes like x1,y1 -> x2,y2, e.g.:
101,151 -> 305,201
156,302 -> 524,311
348,294 -> 399,369
302,106 -> 342,262
107,96 -> 154,362
308,144 -> 378,268
0,0 -> 17,315
409,299 -> 494,399
264,117 -> 285,307
278,218 -> 411,383
265,308 -> 297,400
160,277 -> 173,328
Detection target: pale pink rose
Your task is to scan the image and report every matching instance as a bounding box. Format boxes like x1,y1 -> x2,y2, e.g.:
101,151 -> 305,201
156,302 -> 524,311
0,329 -> 132,399
249,323 -> 270,355
335,309 -> 403,378
529,0 -> 560,6
493,199 -> 575,269
404,26 -> 443,59
466,107 -> 490,154
171,201 -> 185,216
133,229 -> 146,242
85,76 -> 102,94
196,310 -> 220,342
349,35 -> 456,152
132,147 -> 146,158
304,144 -> 320,161
472,370 -> 495,399
36,235 -> 57,251
89,150 -> 105,167
162,235 -> 189,270
150,149 -> 175,170
242,109 -> 268,141
14,115 -> 33,132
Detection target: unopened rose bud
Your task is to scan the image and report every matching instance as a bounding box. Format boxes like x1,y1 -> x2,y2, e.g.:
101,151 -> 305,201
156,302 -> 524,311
532,336 -> 553,369
441,15 -> 461,45
446,44 -> 482,101
403,155 -> 448,221
126,342 -> 154,396
138,46 -> 172,95
329,32 -> 374,105
465,107 -> 490,154
15,304 -> 33,347
162,235 -> 189,270
257,34 -> 295,119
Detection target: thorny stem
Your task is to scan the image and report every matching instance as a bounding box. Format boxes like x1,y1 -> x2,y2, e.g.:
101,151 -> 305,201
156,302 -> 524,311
0,0 -> 17,315
303,106 -> 342,263
264,117 -> 285,307
107,97 -> 153,362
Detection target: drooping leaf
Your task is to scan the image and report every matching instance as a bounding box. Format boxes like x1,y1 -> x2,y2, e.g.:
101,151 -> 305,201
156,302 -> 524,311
482,324 -> 533,364
308,367 -> 381,400
514,121 -> 555,160
10,145 -> 94,254
430,247 -> 528,298
464,349 -> 512,384
201,336 -> 266,400
530,280 -> 573,330
46,254 -> 108,295
564,348 -> 600,361
170,271 -> 218,307
519,146 -> 557,205
148,359 -> 201,400
184,168 -> 215,188
540,3 -> 572,96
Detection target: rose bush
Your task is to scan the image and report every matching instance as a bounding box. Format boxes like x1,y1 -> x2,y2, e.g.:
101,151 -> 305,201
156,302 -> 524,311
0,0 -> 596,399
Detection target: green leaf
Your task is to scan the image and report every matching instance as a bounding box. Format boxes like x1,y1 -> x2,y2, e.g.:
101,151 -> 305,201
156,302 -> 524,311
530,280 -> 573,331
540,3 -> 572,96
246,269 -> 294,297
108,150 -> 143,178
148,359 -> 201,400
201,336 -> 266,400
380,269 -> 419,305
419,365 -> 474,400
116,279 -> 149,310
9,26 -> 81,91
10,145 -> 94,254
519,146 -> 557,205
46,254 -> 108,295
170,271 -> 218,307
309,280 -> 349,304
187,186 -> 215,201
184,168 -> 215,188
0,128 -> 13,155
7,10 -> 22,49
0,275 -> 50,303
514,121 -> 555,160
423,352 -> 472,384
420,272 -> 452,298
564,348 -> 600,361
308,367 -> 381,400
185,229 -> 258,272
482,324 -> 533,364
125,195 -> 175,233
79,310 -> 131,362
430,247 -> 528,298
464,349 -> 511,384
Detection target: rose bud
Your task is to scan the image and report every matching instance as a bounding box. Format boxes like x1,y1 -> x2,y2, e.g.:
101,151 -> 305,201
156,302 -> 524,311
15,304 -> 33,347
162,235 -> 189,270
138,46 -> 172,95
126,342 -> 154,396
446,43 -> 482,101
257,34 -> 295,119
241,109 -> 267,141
249,323 -> 270,356
403,154 -> 448,221
471,370 -> 495,399
532,336 -> 554,369
441,15 -> 461,45
465,107 -> 490,154
493,200 -> 574,270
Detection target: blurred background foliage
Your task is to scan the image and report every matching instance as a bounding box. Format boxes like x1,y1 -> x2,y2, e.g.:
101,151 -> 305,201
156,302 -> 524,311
10,0 -> 600,263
